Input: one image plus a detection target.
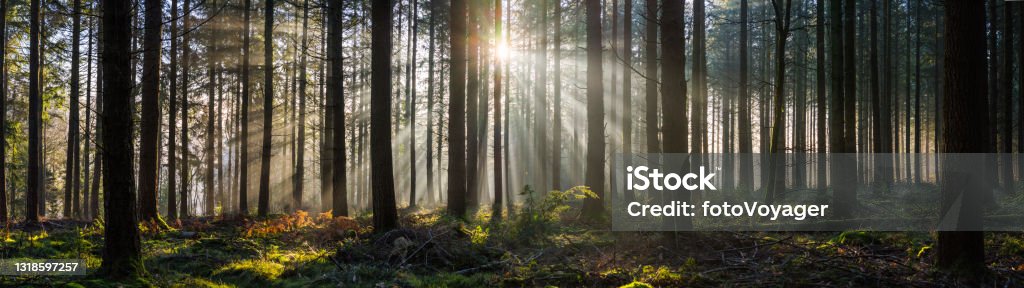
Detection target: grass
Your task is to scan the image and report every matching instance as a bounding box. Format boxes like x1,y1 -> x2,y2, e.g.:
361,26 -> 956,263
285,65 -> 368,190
0,205 -> 1021,287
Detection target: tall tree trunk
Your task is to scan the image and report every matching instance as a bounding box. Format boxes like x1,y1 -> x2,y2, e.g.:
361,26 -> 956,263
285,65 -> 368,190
815,0 -> 826,191
466,0 -> 482,209
655,0 -> 686,226
793,0 -> 807,189
99,0 -> 144,276
448,0 -> 468,218
828,0 -> 852,217
869,0 -> 880,192
371,0 -> 399,232
692,0 -> 707,160
913,0 -> 922,184
258,0 -> 274,217
766,0 -> 792,204
936,0 -> 986,278
66,0 -> 84,219
492,0 -> 503,220
167,0 -> 179,220
581,0 -> 605,218
621,0 -> 632,198
328,0 -> 347,216
239,0 -> 251,215
138,0 -> 161,221
406,0 -> 418,208
738,0 -> 753,192
426,0 -> 436,207
294,0 -> 309,211
205,0 -> 218,215
644,0 -> 659,156
181,0 -> 193,218
552,0 -> 562,191
27,0 -> 41,223
533,0 -> 548,194
83,15 -> 93,220
0,0 -> 7,223
1002,1 -> 1014,193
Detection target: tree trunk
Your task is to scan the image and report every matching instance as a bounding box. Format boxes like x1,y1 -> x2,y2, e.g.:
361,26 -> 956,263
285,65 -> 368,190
328,0 -> 347,216
27,0 -> 41,223
0,0 -> 7,222
426,0 -> 436,207
828,0 -> 853,217
466,0 -> 482,209
644,0 -> 659,158
294,0 -> 309,211
239,0 -> 251,215
1002,1 -> 1014,193
205,0 -> 218,215
765,0 -> 792,204
738,0 -> 753,192
99,0 -> 144,276
581,0 -> 605,218
552,0 -> 563,191
257,0 -> 274,217
67,0 -> 84,219
181,0 -> 193,218
492,0 -> 503,221
371,0 -> 399,231
936,0 -> 987,278
447,0 -> 468,218
406,0 -> 418,208
692,0 -> 707,161
621,0 -> 632,200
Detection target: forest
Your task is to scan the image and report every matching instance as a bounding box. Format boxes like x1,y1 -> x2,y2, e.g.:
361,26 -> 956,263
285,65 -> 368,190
0,0 -> 1022,286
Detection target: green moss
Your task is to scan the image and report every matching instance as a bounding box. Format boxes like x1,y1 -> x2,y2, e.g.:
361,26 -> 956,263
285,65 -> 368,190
619,281 -> 654,288
212,259 -> 285,284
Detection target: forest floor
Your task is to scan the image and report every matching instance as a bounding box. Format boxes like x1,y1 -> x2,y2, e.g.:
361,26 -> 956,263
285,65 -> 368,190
1,196 -> 1023,287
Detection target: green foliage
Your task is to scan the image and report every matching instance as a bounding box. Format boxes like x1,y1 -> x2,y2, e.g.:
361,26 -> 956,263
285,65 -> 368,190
619,281 -> 654,288
510,186 -> 596,244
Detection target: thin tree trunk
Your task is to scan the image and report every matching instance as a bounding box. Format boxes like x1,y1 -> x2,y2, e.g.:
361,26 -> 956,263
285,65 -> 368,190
492,0 -> 503,220
551,0 -> 563,191
0,0 -> 7,222
258,0 -> 274,217
181,0 -> 193,218
426,0 -> 436,206
738,0 -> 753,192
765,0 -> 792,204
66,0 -> 84,219
138,0 -> 161,221
27,0 -> 41,223
205,0 -> 218,215
239,0 -> 251,215
294,0 -> 309,210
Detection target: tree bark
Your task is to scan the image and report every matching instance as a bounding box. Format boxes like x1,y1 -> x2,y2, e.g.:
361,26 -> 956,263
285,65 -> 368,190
371,0 -> 399,231
492,0 -> 503,221
67,0 -> 84,219
239,0 -> 251,215
294,0 -> 309,211
581,0 -> 605,218
328,0 -> 347,216
99,0 -> 144,276
257,0 -> 274,217
936,0 -> 987,278
27,0 -> 41,223
738,0 -> 753,192
447,0 -> 468,218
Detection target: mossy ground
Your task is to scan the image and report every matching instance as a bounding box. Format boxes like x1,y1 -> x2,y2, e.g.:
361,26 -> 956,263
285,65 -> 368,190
0,208 -> 1022,287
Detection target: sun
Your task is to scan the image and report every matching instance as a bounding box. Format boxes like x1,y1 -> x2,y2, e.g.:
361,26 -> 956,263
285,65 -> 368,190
495,41 -> 513,61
